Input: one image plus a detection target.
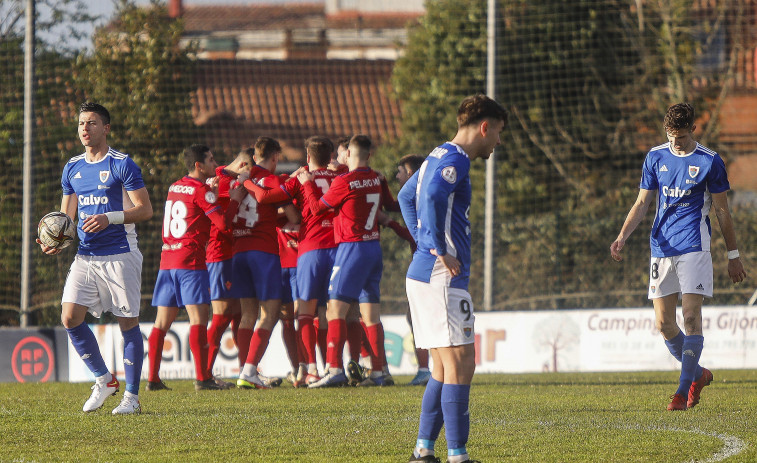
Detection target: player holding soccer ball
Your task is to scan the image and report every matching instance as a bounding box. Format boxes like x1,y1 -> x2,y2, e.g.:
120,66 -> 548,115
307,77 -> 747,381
37,102 -> 153,415
148,144 -> 230,391
611,103 -> 747,411
399,94 -> 506,463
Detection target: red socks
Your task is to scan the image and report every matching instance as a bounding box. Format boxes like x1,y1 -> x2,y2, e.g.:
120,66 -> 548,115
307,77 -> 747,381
244,328 -> 272,367
326,319 -> 347,369
236,328 -> 253,367
147,327 -> 167,382
189,324 -> 210,381
207,313 -> 232,373
364,323 -> 386,372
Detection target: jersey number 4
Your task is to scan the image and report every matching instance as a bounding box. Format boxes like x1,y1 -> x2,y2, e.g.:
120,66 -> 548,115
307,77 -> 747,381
234,195 -> 260,228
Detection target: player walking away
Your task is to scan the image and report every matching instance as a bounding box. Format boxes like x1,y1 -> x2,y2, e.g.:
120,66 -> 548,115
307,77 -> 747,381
298,135 -> 389,388
37,102 -> 153,414
244,136 -> 340,387
227,137 -> 299,389
205,151 -> 252,388
396,154 -> 432,387
399,94 -> 507,463
610,103 -> 746,411
148,145 -> 229,392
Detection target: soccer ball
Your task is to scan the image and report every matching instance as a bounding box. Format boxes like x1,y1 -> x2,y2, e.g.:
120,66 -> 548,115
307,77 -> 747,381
37,212 -> 75,249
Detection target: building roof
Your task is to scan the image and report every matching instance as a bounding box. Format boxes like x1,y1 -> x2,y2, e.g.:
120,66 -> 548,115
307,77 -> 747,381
192,59 -> 402,162
182,4 -> 325,34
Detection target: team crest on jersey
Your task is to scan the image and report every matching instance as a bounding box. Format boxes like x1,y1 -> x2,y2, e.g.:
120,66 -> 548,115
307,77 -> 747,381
688,165 -> 700,178
205,191 -> 217,204
99,171 -> 110,183
441,166 -> 457,184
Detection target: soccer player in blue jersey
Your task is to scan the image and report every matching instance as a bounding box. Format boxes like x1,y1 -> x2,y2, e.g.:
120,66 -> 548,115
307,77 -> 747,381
37,102 -> 153,414
399,94 -> 507,463
611,103 -> 746,411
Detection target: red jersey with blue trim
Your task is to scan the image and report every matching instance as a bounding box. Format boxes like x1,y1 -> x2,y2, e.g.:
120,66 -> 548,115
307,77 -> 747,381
228,165 -> 283,255
304,167 -> 382,243
159,176 -> 226,270
206,165 -> 234,263
282,167 -> 339,254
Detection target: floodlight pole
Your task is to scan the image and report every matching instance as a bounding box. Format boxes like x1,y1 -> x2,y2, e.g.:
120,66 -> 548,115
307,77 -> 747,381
484,0 -> 496,311
20,0 -> 35,328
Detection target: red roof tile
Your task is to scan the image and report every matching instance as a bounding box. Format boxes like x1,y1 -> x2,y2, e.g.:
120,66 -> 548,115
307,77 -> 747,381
182,4 -> 325,33
192,59 -> 402,162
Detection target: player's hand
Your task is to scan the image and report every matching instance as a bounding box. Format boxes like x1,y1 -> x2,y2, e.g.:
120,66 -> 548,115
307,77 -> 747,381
229,181 -> 246,202
728,257 -> 746,284
430,249 -> 460,277
610,239 -> 624,262
376,172 -> 386,182
291,166 -> 307,178
36,238 -> 62,255
237,171 -> 251,185
82,214 -> 109,233
297,170 -> 314,185
206,176 -> 220,190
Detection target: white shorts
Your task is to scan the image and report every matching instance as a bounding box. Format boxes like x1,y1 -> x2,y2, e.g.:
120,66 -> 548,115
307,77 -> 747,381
648,251 -> 713,299
62,249 -> 143,318
406,277 -> 476,349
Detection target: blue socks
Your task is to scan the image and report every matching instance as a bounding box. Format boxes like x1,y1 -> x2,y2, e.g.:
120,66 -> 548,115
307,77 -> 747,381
417,377 -> 444,447
665,331 -> 704,394
122,325 -> 144,395
66,322 -> 109,378
676,335 -> 704,397
442,383 -> 471,456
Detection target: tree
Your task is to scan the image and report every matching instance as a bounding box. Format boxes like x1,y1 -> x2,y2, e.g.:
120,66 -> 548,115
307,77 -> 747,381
75,0 -> 201,306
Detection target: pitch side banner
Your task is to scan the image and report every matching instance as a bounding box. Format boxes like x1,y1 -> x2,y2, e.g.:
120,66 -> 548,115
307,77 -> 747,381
0,328 -> 70,383
67,306 -> 757,382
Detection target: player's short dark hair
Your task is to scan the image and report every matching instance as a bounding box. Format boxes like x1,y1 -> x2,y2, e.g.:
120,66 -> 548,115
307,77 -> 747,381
663,103 -> 695,132
398,154 -> 425,174
336,137 -> 351,150
254,136 -> 281,161
305,136 -> 334,167
237,147 -> 254,163
456,94 -> 507,128
183,144 -> 211,172
349,135 -> 373,153
79,101 -> 111,125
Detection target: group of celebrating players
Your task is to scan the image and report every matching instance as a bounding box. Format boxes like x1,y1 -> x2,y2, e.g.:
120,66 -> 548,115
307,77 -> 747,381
147,134 -> 432,392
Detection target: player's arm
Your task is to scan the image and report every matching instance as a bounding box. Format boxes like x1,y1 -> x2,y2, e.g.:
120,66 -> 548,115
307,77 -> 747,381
81,187 -> 152,233
378,211 -> 416,253
424,174 -> 461,276
609,188 -> 654,262
711,191 -> 746,283
398,171 -> 419,242
243,178 -> 291,204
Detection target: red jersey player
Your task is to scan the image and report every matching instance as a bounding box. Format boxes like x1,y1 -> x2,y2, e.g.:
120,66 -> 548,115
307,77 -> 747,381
298,135 -> 389,387
148,144 -> 229,391
205,149 -> 254,387
226,137 -> 299,389
245,136 -> 339,386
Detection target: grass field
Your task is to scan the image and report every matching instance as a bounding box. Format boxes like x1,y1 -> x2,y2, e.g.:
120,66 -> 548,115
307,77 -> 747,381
1,370 -> 756,462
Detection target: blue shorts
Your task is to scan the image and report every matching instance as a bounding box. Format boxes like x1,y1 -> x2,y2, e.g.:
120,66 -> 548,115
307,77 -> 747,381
152,269 -> 210,307
231,250 -> 282,301
281,267 -> 297,304
208,259 -> 234,301
296,247 -> 336,306
329,241 -> 382,304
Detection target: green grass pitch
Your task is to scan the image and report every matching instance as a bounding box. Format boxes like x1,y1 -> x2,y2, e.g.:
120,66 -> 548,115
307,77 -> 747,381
1,370 -> 755,462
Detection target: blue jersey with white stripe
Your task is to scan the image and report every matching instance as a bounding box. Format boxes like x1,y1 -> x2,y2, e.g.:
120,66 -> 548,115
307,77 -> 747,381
398,142 -> 471,290
61,147 -> 146,256
640,142 -> 730,257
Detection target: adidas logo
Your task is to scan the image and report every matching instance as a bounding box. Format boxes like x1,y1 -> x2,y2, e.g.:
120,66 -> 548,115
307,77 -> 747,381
74,172 -> 82,179
696,283 -> 704,290
81,353 -> 91,359
660,165 -> 668,172
124,358 -> 134,366
683,349 -> 696,357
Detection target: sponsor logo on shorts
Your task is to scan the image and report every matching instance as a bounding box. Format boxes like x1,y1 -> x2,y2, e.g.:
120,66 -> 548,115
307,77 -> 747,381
696,283 -> 704,290
225,281 -> 232,290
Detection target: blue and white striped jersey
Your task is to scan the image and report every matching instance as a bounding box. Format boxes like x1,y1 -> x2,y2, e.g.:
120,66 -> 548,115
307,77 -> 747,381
640,142 -> 730,257
61,147 -> 146,256
398,142 -> 472,290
